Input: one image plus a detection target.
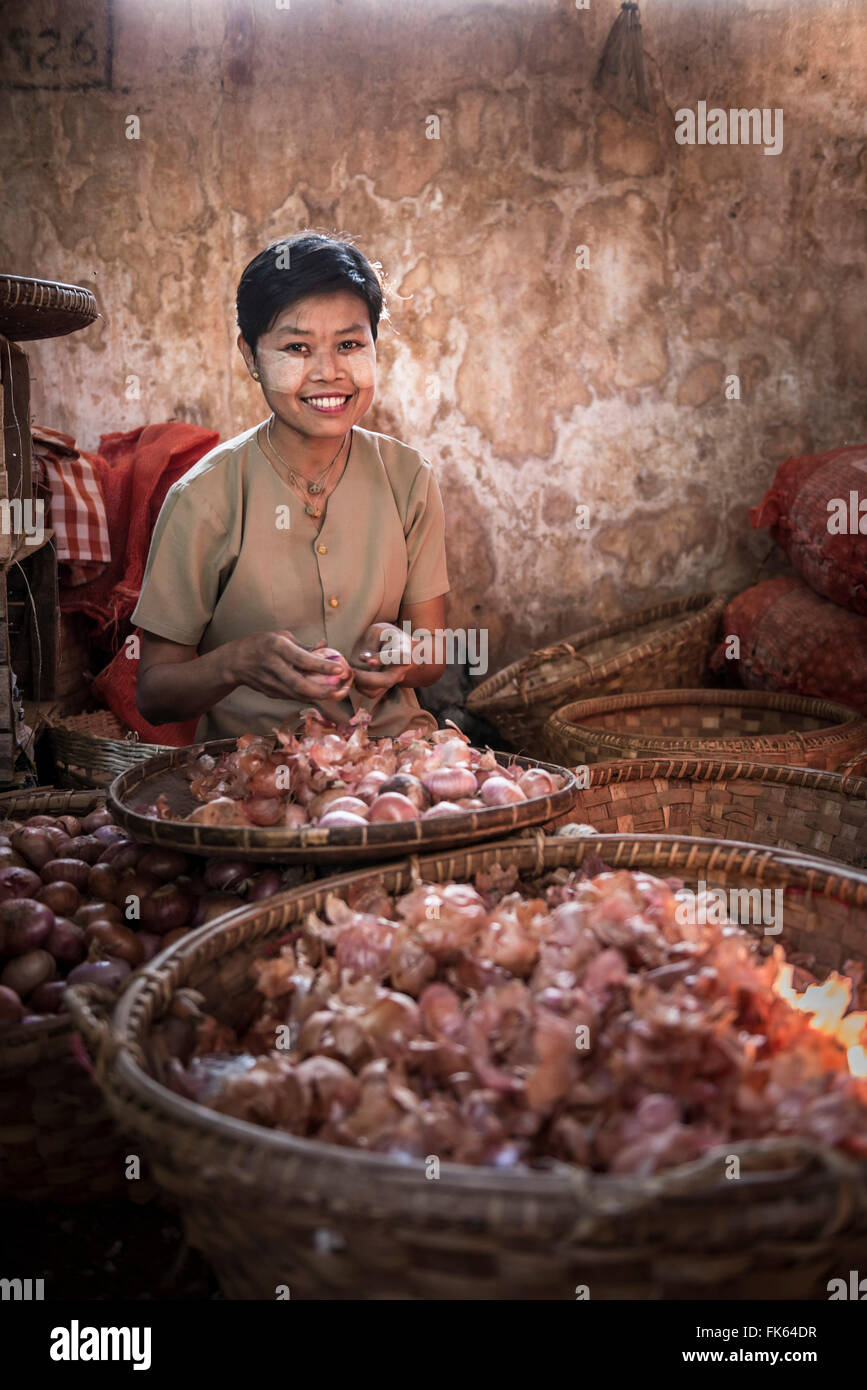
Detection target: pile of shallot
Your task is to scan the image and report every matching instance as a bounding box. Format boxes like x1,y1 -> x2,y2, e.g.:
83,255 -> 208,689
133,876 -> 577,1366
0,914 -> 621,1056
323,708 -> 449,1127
0,808 -> 298,1027
167,861 -> 867,1175
166,709 -> 565,828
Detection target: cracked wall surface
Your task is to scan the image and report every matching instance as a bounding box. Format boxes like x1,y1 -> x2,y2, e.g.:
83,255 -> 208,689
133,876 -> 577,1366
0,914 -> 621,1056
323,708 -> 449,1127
1,0 -> 865,678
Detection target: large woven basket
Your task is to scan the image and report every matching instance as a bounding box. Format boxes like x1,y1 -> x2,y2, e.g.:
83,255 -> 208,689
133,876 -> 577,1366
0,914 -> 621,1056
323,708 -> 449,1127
546,689 -> 867,774
0,789 -> 141,1203
69,832 -> 867,1300
49,710 -> 175,789
465,592 -> 727,755
546,759 -> 867,870
0,273 -> 99,341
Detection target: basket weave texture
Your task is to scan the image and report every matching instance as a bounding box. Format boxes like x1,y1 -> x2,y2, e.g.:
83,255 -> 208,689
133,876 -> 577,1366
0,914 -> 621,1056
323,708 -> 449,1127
0,789 -> 137,1202
546,689 -> 867,774
50,709 -> 174,788
69,831 -> 867,1299
0,274 -> 99,341
548,758 -> 867,869
466,592 -> 727,755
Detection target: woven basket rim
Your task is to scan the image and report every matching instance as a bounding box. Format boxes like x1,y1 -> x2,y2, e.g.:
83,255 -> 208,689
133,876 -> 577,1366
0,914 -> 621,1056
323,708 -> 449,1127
83,831 -> 867,1205
107,743 -> 578,861
574,756 -> 867,796
466,592 -> 727,714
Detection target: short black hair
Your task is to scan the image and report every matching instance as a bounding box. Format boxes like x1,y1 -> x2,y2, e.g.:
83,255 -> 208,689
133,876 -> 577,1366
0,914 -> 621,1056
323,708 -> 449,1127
236,230 -> 387,356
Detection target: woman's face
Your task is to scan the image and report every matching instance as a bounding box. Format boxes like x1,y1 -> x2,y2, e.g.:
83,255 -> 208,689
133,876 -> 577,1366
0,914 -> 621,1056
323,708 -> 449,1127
240,290 -> 376,437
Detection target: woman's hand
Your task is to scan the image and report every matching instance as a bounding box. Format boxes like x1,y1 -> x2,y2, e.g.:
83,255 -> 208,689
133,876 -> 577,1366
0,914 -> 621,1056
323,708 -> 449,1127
349,622 -> 413,699
230,630 -> 353,701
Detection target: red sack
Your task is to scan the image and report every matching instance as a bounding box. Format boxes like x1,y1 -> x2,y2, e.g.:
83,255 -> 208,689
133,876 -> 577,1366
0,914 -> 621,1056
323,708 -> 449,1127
750,443 -> 867,614
90,634 -> 199,747
61,422 -> 220,642
711,576 -> 867,715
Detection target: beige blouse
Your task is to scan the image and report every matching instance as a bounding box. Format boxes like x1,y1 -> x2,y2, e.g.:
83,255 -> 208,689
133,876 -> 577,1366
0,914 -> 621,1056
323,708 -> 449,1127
131,423 -> 450,741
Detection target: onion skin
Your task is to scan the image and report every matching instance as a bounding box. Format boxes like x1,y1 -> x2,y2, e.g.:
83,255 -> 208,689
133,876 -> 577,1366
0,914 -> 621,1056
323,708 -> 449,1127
138,848 -> 190,881
36,881 -> 81,917
1,949 -> 56,998
30,980 -> 68,1014
0,984 -> 24,1024
354,770 -> 390,804
47,917 -> 86,965
367,793 -> 421,823
0,863 -> 44,901
194,893 -> 244,926
67,958 -> 131,991
141,884 -> 194,935
41,858 -> 91,891
81,808 -> 114,834
479,777 -> 528,807
0,898 -> 55,954
85,921 -> 145,966
307,787 -> 352,820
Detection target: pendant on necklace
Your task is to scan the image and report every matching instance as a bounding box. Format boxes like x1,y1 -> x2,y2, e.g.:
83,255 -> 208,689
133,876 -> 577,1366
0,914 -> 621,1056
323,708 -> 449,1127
305,503 -> 321,517
308,482 -> 323,494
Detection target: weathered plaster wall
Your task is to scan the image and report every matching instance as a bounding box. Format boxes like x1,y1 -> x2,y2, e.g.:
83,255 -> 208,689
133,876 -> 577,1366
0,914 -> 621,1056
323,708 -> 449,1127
1,0 -> 865,682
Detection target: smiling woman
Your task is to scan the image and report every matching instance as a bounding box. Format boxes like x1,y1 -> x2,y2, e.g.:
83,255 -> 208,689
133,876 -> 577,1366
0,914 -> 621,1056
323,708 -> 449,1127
132,231 -> 450,742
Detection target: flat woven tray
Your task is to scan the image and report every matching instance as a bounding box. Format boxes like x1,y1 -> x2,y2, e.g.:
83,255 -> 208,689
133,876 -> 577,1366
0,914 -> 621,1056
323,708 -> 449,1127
546,688 -> 867,773
0,273 -> 99,341
465,592 -> 727,754
107,741 -> 578,862
68,831 -> 867,1300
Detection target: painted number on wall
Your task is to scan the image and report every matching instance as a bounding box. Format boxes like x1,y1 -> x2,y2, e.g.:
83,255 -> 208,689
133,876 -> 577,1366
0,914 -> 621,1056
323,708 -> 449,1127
0,0 -> 111,89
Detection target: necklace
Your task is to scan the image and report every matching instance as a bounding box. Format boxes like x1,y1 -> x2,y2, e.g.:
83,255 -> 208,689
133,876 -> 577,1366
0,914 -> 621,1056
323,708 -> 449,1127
266,416 -> 345,495
260,420 -> 350,519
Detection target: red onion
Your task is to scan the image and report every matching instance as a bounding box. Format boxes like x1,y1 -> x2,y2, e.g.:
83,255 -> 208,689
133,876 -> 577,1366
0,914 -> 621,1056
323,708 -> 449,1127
67,958 -> 131,990
1,949 -> 56,998
41,858 -> 91,891
140,883 -> 194,934
138,848 -> 189,881
378,774 -> 431,810
136,932 -> 163,963
0,864 -> 44,901
113,868 -> 162,909
421,768 -> 478,801
43,827 -> 74,856
29,980 -> 67,1014
317,810 -> 370,828
87,863 -> 119,900
244,797 -> 284,827
10,827 -> 60,871
55,815 -> 82,838
0,846 -> 28,870
63,835 -> 104,864
194,893 -> 244,927
76,900 -> 123,927
421,801 -> 464,819
47,917 -> 86,965
24,815 -> 62,829
479,777 -> 527,807
367,793 -> 420,823
97,841 -> 144,871
85,921 -> 144,966
248,868 -> 284,902
0,898 -> 55,954
81,808 -> 114,833
36,881 -> 81,917
91,824 -> 129,847
0,984 -> 25,1024
204,859 -> 255,894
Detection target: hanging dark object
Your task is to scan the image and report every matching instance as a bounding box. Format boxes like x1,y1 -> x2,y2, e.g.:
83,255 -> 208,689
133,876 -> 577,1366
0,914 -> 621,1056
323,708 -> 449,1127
594,2 -> 652,116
